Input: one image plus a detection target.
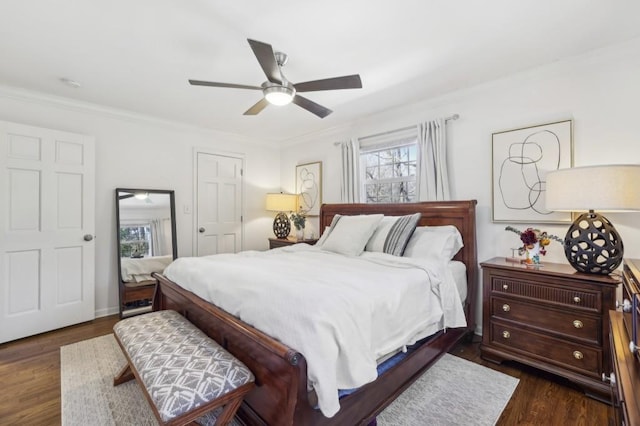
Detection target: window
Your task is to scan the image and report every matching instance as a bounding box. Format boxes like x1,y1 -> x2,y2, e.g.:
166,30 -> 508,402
359,128 -> 418,203
120,223 -> 152,258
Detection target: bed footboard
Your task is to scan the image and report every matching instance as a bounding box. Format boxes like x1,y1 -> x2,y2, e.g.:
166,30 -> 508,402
153,274 -> 308,426
153,274 -> 468,426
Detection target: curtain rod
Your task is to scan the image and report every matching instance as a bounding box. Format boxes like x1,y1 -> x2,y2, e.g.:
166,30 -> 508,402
336,114 -> 460,145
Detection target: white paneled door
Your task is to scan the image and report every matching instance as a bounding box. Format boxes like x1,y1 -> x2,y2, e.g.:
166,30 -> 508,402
0,121 -> 95,343
196,152 -> 243,256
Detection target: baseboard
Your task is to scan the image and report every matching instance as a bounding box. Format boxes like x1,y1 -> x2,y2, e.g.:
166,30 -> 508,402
95,306 -> 119,318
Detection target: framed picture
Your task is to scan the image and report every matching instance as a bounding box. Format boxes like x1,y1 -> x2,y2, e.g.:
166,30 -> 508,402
296,161 -> 322,216
492,119 -> 573,224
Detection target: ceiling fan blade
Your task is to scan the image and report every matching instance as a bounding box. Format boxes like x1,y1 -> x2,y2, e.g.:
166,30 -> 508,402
247,39 -> 282,84
188,79 -> 262,90
243,98 -> 270,116
294,74 -> 362,92
292,95 -> 332,118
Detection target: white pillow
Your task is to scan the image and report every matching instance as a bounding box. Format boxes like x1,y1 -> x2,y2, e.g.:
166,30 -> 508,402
365,213 -> 421,256
315,226 -> 331,246
315,214 -> 343,247
403,225 -> 464,260
321,214 -> 384,256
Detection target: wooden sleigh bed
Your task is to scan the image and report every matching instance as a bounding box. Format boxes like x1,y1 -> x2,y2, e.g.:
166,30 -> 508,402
153,200 -> 478,426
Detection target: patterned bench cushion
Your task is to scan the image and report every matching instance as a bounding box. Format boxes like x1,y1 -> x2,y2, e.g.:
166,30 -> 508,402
114,310 -> 254,423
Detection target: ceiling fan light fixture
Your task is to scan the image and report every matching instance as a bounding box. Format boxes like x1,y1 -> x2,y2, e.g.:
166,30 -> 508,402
264,85 -> 295,106
189,39 -> 362,117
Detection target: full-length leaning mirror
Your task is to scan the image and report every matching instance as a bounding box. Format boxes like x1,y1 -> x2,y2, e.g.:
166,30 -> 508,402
115,188 -> 177,318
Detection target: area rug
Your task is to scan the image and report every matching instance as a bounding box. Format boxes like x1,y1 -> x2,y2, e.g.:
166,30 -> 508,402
61,334 -> 518,426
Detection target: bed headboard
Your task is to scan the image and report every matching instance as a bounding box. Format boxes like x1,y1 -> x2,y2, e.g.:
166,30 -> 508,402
319,200 -> 478,333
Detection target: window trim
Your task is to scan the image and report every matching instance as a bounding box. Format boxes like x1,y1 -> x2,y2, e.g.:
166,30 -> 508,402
360,139 -> 418,204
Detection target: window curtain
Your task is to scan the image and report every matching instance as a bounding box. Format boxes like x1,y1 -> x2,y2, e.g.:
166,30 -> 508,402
150,219 -> 165,256
339,138 -> 360,203
417,118 -> 451,201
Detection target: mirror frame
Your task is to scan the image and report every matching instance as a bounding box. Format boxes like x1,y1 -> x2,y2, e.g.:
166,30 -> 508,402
115,188 -> 177,317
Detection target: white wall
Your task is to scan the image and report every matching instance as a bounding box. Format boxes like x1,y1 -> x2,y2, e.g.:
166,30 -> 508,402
281,37 -> 640,333
2,36 -> 638,328
0,91 -> 281,316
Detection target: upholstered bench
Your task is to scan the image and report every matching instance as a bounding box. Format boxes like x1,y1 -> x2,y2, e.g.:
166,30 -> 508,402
113,310 -> 255,426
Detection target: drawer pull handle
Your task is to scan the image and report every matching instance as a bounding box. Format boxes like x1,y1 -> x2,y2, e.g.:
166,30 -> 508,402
573,320 -> 583,329
602,372 -> 617,385
502,331 -> 510,339
502,284 -> 508,290
573,296 -> 581,303
573,351 -> 584,360
502,304 -> 510,312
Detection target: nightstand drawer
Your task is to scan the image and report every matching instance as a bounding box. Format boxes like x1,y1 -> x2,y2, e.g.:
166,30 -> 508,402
490,276 -> 600,312
491,297 -> 601,345
490,321 -> 602,378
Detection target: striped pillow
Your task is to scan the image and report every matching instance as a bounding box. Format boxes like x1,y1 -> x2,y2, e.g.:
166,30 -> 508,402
365,213 -> 421,256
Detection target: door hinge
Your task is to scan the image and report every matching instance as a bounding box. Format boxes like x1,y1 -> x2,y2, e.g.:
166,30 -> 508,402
240,215 -> 243,222
240,168 -> 244,177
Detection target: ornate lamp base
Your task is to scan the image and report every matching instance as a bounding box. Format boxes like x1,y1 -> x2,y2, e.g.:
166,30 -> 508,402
273,211 -> 291,239
563,211 -> 623,275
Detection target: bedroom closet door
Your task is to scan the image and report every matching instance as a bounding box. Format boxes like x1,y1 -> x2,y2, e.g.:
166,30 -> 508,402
0,121 -> 95,343
195,152 -> 243,256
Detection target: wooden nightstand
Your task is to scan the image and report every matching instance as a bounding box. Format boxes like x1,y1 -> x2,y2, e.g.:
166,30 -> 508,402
480,257 -> 620,401
268,237 -> 318,249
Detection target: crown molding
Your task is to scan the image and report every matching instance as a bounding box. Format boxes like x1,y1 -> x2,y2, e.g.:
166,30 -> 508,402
0,84 -> 271,148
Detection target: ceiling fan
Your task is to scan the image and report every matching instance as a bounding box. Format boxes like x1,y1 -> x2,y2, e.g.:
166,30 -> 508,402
189,39 -> 362,118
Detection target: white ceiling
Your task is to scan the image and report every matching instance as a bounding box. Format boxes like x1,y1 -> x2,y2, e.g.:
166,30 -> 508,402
118,191 -> 171,209
2,1 -> 640,144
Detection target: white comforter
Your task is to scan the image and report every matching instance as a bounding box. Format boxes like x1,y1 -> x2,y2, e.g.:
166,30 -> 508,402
163,244 -> 466,417
121,255 -> 173,282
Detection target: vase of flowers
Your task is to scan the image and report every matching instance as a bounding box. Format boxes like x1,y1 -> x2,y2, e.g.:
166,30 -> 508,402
505,226 -> 563,265
290,213 -> 306,240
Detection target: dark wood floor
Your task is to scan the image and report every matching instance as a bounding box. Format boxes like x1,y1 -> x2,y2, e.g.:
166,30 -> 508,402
450,337 -> 613,425
0,316 -> 612,425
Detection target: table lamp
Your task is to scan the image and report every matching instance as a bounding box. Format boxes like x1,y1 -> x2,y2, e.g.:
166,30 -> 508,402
265,193 -> 297,239
546,164 -> 640,274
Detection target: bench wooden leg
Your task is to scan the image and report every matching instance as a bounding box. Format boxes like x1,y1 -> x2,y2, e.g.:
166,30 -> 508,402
214,396 -> 244,426
113,363 -> 136,386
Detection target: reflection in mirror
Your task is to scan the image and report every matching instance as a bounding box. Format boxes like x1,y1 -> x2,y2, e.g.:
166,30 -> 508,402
116,188 -> 177,318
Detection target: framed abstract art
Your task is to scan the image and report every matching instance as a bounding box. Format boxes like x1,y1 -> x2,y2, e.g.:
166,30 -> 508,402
295,161 -> 322,216
492,119 -> 573,224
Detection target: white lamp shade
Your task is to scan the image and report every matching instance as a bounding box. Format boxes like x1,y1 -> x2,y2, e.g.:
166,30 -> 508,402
265,193 -> 297,212
546,164 -> 640,212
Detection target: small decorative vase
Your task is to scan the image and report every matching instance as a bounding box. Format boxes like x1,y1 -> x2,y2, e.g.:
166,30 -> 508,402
295,228 -> 304,240
525,242 -> 541,265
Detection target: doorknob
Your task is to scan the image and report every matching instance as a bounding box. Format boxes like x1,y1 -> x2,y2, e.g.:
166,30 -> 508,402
199,227 -> 205,233
83,234 -> 94,241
